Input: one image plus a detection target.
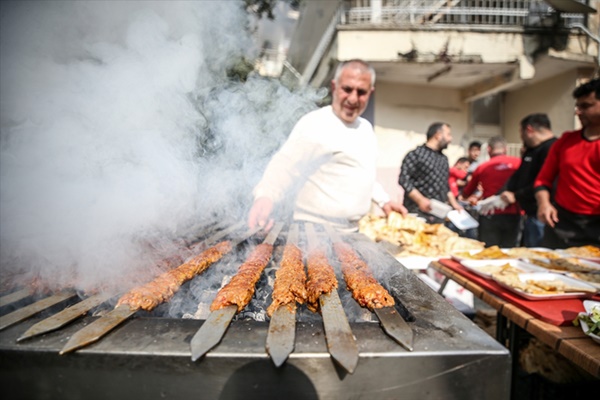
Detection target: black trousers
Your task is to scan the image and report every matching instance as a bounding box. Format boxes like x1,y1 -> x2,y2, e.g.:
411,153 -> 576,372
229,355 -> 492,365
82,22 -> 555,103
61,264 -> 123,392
478,214 -> 521,248
541,204 -> 600,249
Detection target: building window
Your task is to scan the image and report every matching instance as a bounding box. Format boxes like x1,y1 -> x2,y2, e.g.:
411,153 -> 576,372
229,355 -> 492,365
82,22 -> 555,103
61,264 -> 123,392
470,93 -> 502,138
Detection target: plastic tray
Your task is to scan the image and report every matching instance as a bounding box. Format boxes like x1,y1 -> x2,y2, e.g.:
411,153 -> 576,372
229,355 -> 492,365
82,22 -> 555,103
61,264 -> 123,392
493,272 -> 598,300
460,259 -> 546,278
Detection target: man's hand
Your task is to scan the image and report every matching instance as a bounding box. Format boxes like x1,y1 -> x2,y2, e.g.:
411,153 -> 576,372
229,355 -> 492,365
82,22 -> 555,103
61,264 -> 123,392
447,192 -> 463,211
537,202 -> 558,228
535,190 -> 558,227
407,189 -> 431,213
499,190 -> 516,205
417,197 -> 432,213
247,197 -> 274,230
382,201 -> 408,217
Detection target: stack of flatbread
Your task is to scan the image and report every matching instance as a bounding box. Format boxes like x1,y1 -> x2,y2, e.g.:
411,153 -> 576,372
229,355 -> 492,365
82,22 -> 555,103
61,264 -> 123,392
359,212 -> 484,257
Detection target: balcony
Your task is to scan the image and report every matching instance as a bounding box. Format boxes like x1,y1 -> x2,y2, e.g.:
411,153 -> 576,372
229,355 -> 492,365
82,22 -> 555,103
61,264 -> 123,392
341,0 -> 587,31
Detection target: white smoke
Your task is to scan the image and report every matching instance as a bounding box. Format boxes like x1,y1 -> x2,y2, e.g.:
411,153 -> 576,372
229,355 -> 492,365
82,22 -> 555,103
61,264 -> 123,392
0,0 -> 322,293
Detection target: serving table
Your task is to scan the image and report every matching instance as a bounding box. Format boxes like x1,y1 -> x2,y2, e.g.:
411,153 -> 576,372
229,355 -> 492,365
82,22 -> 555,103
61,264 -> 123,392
430,259 -> 600,382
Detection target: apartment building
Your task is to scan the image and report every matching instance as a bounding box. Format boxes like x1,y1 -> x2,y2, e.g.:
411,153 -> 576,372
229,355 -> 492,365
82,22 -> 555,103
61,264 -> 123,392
269,0 -> 599,200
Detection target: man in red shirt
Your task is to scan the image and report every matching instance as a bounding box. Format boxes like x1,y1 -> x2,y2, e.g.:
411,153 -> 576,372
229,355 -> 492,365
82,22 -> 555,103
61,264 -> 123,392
463,136 -> 521,247
534,78 -> 600,247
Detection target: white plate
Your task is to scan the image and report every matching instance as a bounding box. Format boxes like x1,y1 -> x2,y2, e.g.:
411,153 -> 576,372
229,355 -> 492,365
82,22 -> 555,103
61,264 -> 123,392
578,300 -> 600,345
460,259 -> 546,278
493,272 -> 598,300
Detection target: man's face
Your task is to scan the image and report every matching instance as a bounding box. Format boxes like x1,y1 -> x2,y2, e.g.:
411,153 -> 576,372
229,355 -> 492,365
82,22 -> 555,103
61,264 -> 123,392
331,67 -> 373,124
575,92 -> 600,128
520,125 -> 534,148
468,146 -> 480,161
438,124 -> 452,150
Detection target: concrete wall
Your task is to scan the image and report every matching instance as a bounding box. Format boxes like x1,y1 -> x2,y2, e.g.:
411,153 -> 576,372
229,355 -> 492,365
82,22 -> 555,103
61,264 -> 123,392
503,70 -> 579,142
372,81 -> 469,202
337,30 -> 526,62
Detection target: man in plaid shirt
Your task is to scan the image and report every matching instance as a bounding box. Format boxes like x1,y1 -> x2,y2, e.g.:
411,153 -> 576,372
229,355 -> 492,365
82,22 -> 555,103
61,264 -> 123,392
398,122 -> 462,223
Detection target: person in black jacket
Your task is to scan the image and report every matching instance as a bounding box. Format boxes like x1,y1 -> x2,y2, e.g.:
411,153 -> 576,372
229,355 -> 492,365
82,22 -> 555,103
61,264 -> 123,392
499,113 -> 556,247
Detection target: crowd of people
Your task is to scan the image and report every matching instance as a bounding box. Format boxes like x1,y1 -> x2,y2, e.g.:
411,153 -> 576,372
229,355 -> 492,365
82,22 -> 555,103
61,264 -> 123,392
248,58 -> 600,249
416,83 -> 599,249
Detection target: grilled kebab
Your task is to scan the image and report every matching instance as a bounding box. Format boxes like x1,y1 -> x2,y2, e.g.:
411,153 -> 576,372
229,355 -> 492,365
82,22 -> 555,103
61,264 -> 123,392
333,241 -> 394,310
267,242 -> 307,316
210,243 -> 274,312
117,240 -> 233,311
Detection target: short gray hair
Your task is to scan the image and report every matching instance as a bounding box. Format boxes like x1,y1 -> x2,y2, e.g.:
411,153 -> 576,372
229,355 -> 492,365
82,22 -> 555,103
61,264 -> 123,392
334,59 -> 376,86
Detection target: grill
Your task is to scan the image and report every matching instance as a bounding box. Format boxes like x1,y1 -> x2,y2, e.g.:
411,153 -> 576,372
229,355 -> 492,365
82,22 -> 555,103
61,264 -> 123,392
0,223 -> 510,399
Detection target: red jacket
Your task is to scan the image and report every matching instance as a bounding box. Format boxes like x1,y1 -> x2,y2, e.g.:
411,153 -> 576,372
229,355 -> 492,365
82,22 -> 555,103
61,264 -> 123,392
463,154 -> 521,215
449,167 -> 467,197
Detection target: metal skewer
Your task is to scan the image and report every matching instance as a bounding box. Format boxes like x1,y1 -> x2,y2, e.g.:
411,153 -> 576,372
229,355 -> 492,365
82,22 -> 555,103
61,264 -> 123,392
0,290 -> 77,332
324,224 -> 414,352
305,223 -> 359,374
266,223 -> 300,367
17,292 -> 113,342
0,288 -> 31,308
60,223 -> 255,355
191,222 -> 284,362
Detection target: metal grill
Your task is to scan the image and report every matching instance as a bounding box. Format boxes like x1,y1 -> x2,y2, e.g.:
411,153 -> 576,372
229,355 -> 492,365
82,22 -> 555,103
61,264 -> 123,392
0,225 -> 511,399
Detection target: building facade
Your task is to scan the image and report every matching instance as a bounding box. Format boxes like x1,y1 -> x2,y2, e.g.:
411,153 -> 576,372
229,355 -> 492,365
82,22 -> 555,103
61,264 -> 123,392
267,0 -> 599,201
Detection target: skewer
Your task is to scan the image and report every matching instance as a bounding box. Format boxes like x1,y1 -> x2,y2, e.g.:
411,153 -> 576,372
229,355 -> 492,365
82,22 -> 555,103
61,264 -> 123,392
21,222 -> 247,343
191,222 -> 284,362
305,223 -> 359,374
324,225 -> 414,352
0,289 -> 77,332
59,305 -> 136,354
0,288 -> 31,308
266,304 -> 296,367
59,224 -> 256,355
17,292 -> 113,342
266,223 -> 301,367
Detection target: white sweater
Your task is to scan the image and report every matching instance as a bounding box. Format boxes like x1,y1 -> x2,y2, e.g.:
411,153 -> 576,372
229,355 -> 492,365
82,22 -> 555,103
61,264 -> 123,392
253,106 -> 389,231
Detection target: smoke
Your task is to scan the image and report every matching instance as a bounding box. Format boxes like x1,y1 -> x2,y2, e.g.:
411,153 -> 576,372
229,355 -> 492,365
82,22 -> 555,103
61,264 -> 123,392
0,1 -> 322,293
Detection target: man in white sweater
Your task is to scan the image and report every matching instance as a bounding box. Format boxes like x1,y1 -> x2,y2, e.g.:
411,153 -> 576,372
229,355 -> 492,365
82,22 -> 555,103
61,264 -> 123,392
248,59 -> 406,232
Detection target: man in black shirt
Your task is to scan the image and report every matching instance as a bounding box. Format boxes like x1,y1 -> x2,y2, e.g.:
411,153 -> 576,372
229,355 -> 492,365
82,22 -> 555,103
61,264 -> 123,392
500,113 -> 556,247
399,122 -> 462,223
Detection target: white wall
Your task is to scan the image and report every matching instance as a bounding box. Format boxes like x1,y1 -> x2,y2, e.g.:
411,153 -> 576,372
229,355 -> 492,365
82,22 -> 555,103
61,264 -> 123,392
372,81 -> 469,202
503,70 -> 579,142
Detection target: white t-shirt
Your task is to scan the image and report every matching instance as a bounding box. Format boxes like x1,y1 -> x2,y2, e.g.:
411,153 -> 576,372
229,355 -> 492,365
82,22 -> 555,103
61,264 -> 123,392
253,105 -> 388,231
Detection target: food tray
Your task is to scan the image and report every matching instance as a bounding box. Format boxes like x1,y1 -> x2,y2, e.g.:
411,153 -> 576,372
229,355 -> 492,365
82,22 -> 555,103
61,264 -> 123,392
447,210 -> 479,230
493,272 -> 598,300
460,259 -> 546,278
451,248 -> 512,262
524,257 -> 600,272
429,199 -> 452,219
555,252 -> 600,265
507,247 -> 562,259
559,246 -> 600,263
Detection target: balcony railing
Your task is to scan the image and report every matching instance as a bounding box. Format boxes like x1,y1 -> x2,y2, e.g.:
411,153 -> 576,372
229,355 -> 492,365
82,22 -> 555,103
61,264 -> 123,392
341,0 -> 587,30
